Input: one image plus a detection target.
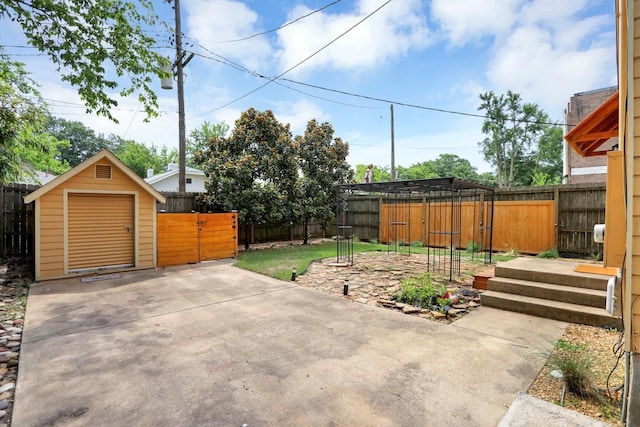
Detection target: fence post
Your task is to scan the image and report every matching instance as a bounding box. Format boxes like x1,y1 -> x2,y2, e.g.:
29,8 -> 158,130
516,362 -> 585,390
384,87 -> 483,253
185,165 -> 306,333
554,186 -> 559,250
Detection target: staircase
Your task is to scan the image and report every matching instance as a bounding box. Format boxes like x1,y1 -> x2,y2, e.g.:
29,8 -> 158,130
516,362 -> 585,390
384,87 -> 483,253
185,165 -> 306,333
480,257 -> 621,328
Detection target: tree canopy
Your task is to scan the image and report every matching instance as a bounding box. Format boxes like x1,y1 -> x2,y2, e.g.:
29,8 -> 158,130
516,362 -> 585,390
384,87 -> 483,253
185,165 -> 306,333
478,90 -> 561,187
0,50 -> 69,183
187,121 -> 229,168
197,109 -> 352,248
1,0 -> 166,122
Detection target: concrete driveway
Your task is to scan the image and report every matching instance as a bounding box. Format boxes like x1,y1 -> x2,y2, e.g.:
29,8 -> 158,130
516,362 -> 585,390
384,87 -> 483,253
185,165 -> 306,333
13,261 -> 567,426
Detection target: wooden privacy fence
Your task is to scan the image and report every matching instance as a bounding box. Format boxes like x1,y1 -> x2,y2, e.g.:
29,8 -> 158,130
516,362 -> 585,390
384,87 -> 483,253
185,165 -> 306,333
157,212 -> 238,267
1,183 -> 38,257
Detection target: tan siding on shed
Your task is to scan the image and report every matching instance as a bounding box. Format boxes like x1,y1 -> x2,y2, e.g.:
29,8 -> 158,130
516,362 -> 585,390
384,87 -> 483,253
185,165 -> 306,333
33,155 -> 161,280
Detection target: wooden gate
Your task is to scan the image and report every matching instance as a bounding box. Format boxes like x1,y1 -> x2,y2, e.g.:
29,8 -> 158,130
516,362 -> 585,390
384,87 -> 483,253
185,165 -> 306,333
157,212 -> 238,267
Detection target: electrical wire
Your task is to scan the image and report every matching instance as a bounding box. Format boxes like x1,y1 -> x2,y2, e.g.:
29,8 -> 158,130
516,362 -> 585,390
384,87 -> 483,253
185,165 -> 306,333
606,328 -> 626,398
187,46 -> 383,110
201,0 -> 343,44
192,0 -> 392,117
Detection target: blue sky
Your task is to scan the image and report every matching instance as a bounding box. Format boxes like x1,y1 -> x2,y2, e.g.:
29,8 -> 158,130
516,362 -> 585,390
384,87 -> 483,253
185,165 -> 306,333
2,0 -> 617,173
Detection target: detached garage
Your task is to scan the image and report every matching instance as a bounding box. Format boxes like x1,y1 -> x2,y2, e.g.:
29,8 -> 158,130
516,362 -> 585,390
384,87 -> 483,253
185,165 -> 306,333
24,150 -> 166,281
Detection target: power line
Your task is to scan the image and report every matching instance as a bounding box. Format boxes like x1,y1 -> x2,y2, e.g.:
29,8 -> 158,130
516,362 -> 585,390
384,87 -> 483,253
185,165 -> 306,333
194,0 -> 392,117
201,0 -> 343,44
187,45 -> 383,110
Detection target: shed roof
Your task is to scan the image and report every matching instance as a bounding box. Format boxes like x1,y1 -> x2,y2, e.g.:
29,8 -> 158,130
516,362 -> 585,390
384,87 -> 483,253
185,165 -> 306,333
564,90 -> 619,157
24,150 -> 167,204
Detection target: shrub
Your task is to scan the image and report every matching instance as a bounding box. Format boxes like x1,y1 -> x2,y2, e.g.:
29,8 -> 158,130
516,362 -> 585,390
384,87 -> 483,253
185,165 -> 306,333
549,340 -> 596,399
537,248 -> 559,258
410,240 -> 423,248
465,241 -> 481,253
394,274 -> 446,309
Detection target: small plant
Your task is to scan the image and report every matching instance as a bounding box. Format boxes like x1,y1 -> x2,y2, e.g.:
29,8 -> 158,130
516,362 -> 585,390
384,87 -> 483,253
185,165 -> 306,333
410,240 -> 423,248
465,241 -> 481,253
505,246 -> 519,257
548,339 -> 596,399
590,252 -> 603,261
369,238 -> 379,244
394,274 -> 446,309
537,248 -> 559,258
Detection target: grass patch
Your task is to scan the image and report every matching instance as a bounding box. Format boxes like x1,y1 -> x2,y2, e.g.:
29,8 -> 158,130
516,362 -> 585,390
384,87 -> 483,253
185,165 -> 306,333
537,248 -> 560,259
234,242 -> 389,281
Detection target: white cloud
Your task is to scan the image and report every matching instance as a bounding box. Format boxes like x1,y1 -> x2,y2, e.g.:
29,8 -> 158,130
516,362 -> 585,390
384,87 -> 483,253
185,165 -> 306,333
185,0 -> 273,70
272,99 -> 330,135
487,22 -> 615,114
430,0 -> 524,46
275,0 -> 430,75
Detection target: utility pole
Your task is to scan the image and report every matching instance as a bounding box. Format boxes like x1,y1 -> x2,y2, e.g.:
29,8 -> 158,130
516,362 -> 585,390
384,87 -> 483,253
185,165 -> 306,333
390,104 -> 396,181
174,0 -> 186,193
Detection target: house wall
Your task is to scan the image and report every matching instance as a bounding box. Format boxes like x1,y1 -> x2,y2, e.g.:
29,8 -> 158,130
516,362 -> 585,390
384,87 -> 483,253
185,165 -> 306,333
149,173 -> 206,193
566,87 -> 618,184
628,2 -> 640,425
36,158 -> 156,280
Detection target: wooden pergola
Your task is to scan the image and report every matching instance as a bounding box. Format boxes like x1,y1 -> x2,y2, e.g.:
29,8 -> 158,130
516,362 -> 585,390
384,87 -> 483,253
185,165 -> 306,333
564,90 -> 619,157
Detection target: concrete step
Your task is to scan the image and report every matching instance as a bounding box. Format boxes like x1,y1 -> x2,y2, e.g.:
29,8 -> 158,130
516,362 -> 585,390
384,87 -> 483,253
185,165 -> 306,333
495,258 -> 611,290
487,277 -> 607,309
481,291 -> 621,329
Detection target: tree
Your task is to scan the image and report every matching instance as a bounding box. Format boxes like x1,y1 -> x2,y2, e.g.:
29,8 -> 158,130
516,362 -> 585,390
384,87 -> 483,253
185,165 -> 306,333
478,91 -> 550,187
296,119 -> 352,244
354,164 -> 391,182
45,117 -> 113,167
1,0 -> 166,122
0,50 -> 68,183
198,108 -> 298,250
529,125 -> 563,186
113,139 -> 176,178
187,121 -> 229,168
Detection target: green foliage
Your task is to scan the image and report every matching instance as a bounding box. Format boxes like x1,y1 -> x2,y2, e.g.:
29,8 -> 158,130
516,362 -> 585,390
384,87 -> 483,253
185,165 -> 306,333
1,0 -> 166,122
394,274 -> 446,309
198,108 -> 300,248
297,119 -> 353,225
549,340 -> 596,399
477,91 -> 557,187
410,240 -> 423,248
465,241 -> 481,253
397,154 -> 480,181
45,117 -> 113,167
0,50 -> 69,183
537,248 -> 559,258
113,140 -> 176,178
354,164 -> 391,182
369,238 -> 379,244
187,121 -> 229,168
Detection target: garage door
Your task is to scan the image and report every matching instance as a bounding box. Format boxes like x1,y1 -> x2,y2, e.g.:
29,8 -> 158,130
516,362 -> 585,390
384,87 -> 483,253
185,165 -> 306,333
68,194 -> 135,271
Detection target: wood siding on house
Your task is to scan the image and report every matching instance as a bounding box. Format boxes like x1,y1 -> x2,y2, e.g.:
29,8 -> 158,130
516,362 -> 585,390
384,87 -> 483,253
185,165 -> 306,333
631,0 -> 640,352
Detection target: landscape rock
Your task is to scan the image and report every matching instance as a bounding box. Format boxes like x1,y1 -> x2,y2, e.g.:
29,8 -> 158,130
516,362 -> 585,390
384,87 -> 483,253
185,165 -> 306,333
0,384 -> 14,394
402,306 -> 421,314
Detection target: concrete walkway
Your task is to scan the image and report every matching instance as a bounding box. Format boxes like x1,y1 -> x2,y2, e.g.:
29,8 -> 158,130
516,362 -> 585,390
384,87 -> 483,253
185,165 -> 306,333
14,261 -> 569,426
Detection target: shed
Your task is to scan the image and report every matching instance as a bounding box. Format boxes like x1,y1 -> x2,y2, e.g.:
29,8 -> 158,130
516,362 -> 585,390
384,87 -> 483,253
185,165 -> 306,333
24,150 -> 167,281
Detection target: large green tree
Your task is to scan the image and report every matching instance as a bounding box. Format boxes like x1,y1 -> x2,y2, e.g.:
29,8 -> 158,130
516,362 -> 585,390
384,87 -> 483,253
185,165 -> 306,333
198,108 -> 299,250
0,51 -> 68,183
478,91 -> 551,187
1,0 -> 166,122
113,139 -> 176,178
187,121 -> 229,168
45,117 -> 113,167
296,119 -> 352,244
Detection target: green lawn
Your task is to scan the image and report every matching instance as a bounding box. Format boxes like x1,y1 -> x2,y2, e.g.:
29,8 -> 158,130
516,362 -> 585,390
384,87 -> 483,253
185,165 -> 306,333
234,241 -> 512,281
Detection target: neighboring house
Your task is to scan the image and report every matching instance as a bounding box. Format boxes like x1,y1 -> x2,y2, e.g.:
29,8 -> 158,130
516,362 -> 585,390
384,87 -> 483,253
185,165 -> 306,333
563,86 -> 619,184
144,161 -> 207,192
23,149 -> 166,281
15,170 -> 57,186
